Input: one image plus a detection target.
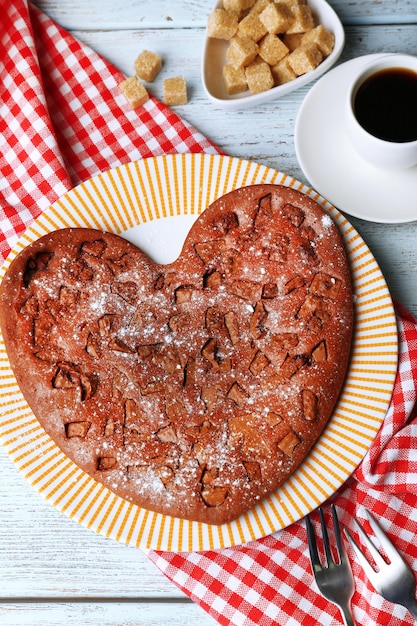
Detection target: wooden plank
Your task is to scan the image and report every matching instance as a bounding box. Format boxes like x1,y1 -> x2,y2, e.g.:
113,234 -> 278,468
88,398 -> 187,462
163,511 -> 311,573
30,0 -> 417,29
0,601 -> 217,625
0,448 -> 183,598
1,3 -> 417,623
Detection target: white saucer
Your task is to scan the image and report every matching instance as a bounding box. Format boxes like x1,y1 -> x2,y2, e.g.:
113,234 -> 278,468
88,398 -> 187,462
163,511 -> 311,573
295,54 -> 417,223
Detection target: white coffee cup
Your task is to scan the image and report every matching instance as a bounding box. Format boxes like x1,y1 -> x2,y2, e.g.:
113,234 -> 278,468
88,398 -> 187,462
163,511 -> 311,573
346,53 -> 417,170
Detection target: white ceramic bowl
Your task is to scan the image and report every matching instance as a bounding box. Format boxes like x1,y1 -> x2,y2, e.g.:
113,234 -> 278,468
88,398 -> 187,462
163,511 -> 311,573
201,0 -> 345,110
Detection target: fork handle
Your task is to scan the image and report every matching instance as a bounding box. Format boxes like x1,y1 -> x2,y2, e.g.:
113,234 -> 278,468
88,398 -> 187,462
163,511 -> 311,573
338,602 -> 356,626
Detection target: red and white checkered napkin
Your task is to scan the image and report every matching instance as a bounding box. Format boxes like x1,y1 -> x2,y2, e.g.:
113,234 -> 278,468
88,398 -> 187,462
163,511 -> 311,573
0,0 -> 221,263
2,3 -> 417,625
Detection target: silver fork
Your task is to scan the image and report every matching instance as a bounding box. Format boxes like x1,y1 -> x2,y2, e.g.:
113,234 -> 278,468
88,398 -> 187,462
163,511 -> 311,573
306,504 -> 356,626
344,508 -> 417,620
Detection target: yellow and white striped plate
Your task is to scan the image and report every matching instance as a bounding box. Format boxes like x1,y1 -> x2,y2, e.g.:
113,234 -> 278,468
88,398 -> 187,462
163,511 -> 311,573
0,154 -> 398,551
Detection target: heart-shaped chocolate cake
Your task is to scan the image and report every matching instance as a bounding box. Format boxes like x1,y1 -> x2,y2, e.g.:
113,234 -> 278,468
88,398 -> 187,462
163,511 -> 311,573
0,184 -> 353,525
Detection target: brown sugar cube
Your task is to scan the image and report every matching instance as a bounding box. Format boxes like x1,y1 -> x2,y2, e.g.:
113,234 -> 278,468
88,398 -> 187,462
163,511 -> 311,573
207,9 -> 239,40
282,32 -> 304,51
119,75 -> 149,109
238,12 -> 268,41
285,5 -> 315,34
259,3 -> 293,34
302,24 -> 335,56
279,0 -> 307,5
226,36 -> 259,67
258,33 -> 289,65
223,64 -> 248,94
287,43 -> 323,75
245,57 -> 274,94
163,76 -> 188,106
224,0 -> 256,12
249,0 -> 271,14
270,57 -> 297,85
134,50 -> 162,82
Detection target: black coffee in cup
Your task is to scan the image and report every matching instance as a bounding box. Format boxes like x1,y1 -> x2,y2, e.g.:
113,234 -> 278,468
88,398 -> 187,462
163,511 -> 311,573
353,68 -> 417,143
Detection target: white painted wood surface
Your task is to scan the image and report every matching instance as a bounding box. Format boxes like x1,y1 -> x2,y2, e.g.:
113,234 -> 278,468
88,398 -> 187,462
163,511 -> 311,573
1,1 -> 417,624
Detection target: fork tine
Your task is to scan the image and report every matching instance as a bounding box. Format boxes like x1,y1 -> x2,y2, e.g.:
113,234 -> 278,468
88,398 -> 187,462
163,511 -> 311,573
345,510 -> 417,620
306,513 -> 322,573
332,503 -> 346,563
344,510 -> 402,576
352,515 -> 387,570
320,506 -> 334,566
364,509 -> 406,565
307,507 -> 356,626
307,505 -> 342,569
344,525 -> 378,581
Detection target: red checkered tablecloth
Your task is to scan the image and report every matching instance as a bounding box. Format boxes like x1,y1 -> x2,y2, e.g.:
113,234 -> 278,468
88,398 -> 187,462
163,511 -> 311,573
2,3 -> 417,624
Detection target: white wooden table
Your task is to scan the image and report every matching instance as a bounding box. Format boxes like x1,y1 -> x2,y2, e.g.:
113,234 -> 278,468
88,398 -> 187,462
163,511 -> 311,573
1,2 -> 416,624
